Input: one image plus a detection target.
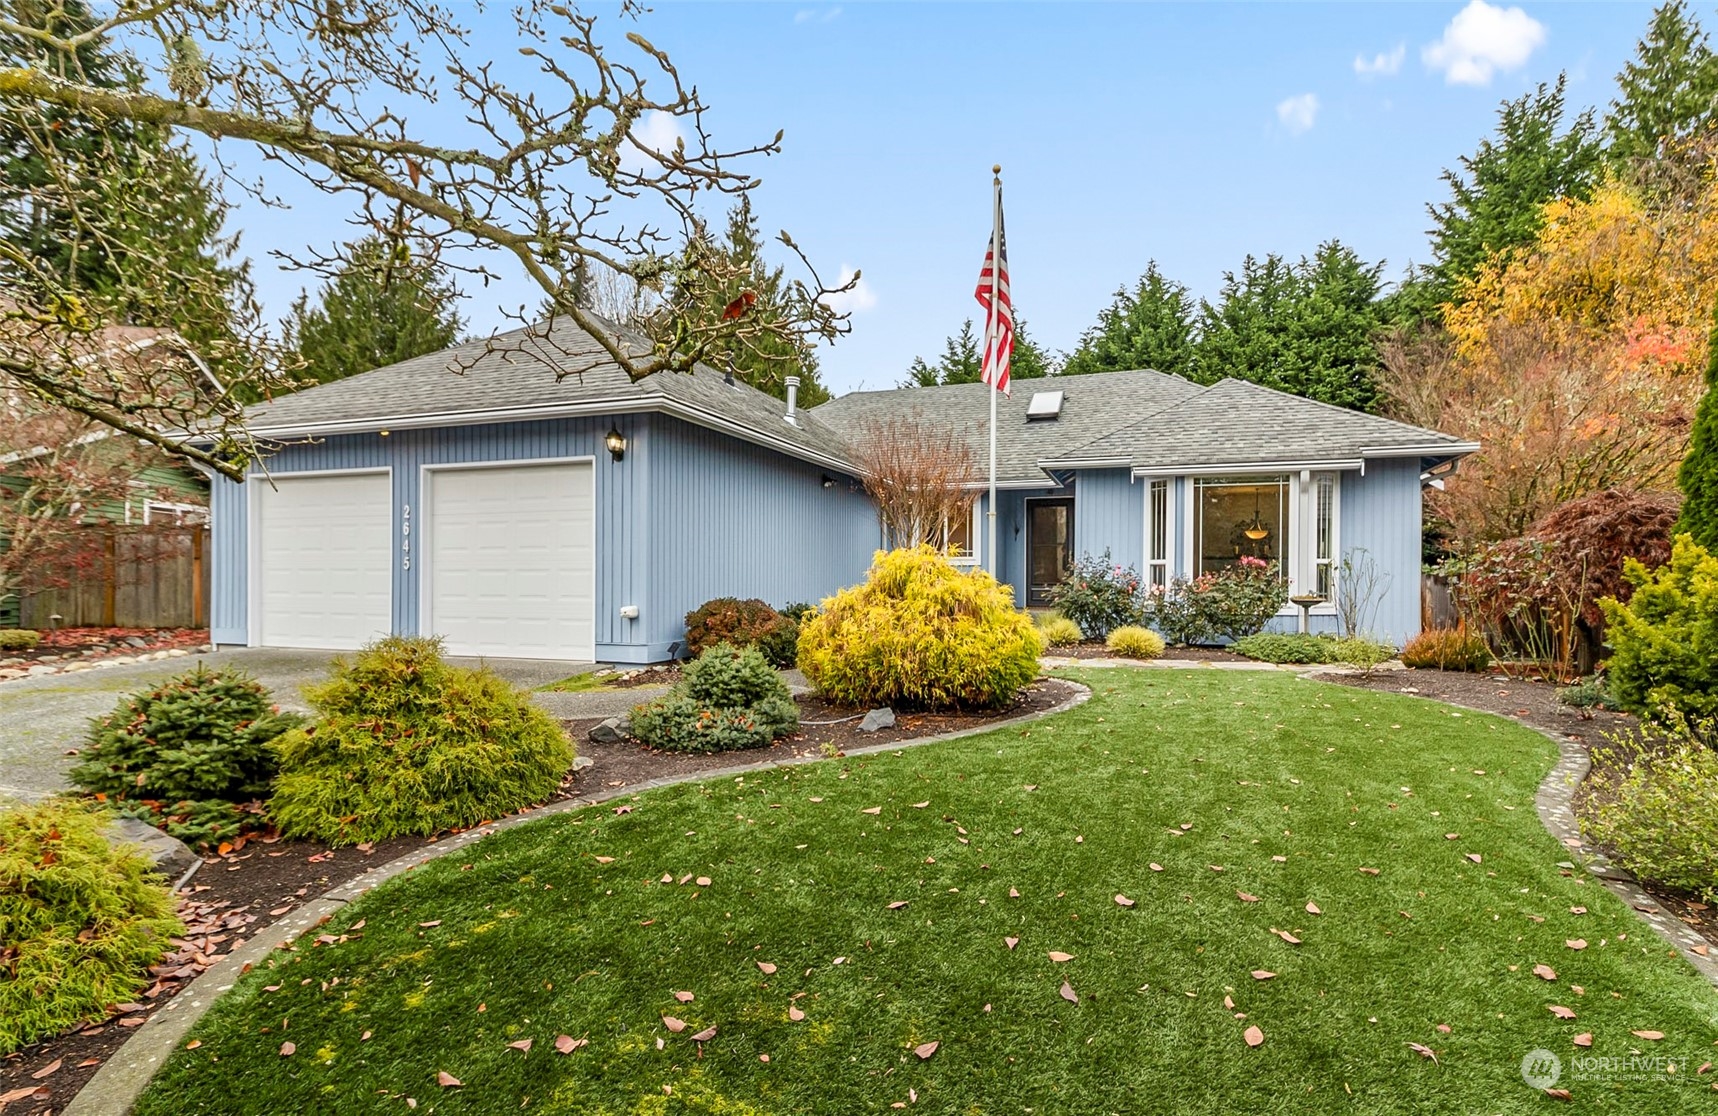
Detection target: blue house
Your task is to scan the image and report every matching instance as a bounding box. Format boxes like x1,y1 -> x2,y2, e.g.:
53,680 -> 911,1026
208,318 -> 1473,661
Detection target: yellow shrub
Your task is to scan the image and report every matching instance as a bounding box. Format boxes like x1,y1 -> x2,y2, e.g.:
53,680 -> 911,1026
797,546 -> 1041,710
1036,614 -> 1084,646
1105,625 -> 1165,660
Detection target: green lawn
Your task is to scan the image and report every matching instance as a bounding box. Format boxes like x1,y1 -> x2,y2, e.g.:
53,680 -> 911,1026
137,670 -> 1718,1114
537,671 -> 621,693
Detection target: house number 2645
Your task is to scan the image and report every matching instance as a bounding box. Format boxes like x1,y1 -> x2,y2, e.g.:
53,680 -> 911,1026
401,503 -> 412,571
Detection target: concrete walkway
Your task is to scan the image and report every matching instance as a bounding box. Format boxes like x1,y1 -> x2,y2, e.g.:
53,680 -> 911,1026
0,648 -> 600,803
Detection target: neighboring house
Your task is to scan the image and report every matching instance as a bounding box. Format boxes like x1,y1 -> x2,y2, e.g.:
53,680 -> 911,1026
205,318 -> 1474,662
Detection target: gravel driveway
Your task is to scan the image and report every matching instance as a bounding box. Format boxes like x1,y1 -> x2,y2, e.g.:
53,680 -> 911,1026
0,648 -> 598,803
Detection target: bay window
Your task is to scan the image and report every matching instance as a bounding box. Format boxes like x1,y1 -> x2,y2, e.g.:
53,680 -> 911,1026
1194,476 -> 1289,577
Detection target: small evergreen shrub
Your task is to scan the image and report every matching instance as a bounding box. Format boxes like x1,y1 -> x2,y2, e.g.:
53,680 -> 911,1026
0,799 -> 182,1055
1401,628 -> 1493,672
0,629 -> 40,651
1558,674 -> 1613,710
71,666 -> 303,849
630,643 -> 798,753
1584,714 -> 1718,901
269,637 -> 574,845
1232,632 -> 1397,667
1049,552 -> 1144,638
797,546 -> 1041,710
1036,614 -> 1084,647
1600,535 -> 1718,721
684,598 -> 798,666
1105,625 -> 1165,659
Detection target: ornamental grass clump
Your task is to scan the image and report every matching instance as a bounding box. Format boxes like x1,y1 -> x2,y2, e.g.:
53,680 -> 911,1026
1035,614 -> 1084,647
1400,627 -> 1493,672
1105,625 -> 1165,660
630,643 -> 799,754
0,798 -> 182,1055
269,637 -> 574,846
797,546 -> 1041,710
71,666 -> 303,849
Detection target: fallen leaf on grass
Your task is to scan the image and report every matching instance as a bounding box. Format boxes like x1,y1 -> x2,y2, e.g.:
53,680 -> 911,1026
1271,928 -> 1301,945
1547,1005 -> 1577,1020
1243,1026 -> 1265,1048
1545,1087 -> 1573,1101
555,1035 -> 587,1054
1435,1024 -> 1451,1035
508,1039 -> 532,1053
438,1071 -> 462,1087
861,807 -> 882,815
1059,982 -> 1079,1003
1250,970 -> 1275,980
30,1059 -> 62,1080
914,1041 -> 939,1060
1533,964 -> 1558,981
1048,951 -> 1074,963
185,1040 -> 201,1050
1465,854 -> 1483,865
696,877 -> 712,887
788,1006 -> 806,1022
279,1042 -> 296,1057
593,856 -> 615,864
1572,1033 -> 1593,1047
1114,894 -> 1135,907
263,984 -> 281,992
662,1016 -> 687,1033
1632,1030 -> 1665,1041
1004,937 -> 1019,950
1407,1042 -> 1438,1064
1566,939 -> 1587,951
1009,888 -> 1020,898
759,1053 -> 770,1063
1305,902 -> 1322,915
887,901 -> 910,910
912,801 -> 930,809
1150,863 -> 1163,872
758,962 -> 777,974
612,805 -> 633,815
1236,891 -> 1260,903
417,920 -> 441,929
1358,867 -> 1381,876
690,1026 -> 717,1042
674,991 -> 695,1003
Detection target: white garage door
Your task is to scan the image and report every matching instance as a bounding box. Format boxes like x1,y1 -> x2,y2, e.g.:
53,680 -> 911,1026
425,462 -> 595,660
254,471 -> 392,650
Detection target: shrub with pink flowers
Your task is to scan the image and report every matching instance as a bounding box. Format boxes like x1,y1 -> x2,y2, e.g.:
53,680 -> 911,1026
1144,557 -> 1289,645
1049,551 -> 1145,638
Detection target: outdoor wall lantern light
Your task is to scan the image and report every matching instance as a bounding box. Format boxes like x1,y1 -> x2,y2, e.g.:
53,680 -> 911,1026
605,426 -> 627,462
820,474 -> 836,489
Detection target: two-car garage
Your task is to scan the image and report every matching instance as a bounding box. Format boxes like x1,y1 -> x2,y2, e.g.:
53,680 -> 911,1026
248,461 -> 595,659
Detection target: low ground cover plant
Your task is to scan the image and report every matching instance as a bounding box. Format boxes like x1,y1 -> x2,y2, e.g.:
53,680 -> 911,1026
269,637 -> 573,846
1049,552 -> 1143,638
1585,711 -> 1718,901
1400,627 -> 1492,672
797,546 -> 1040,710
1034,613 -> 1083,647
684,598 -> 799,667
630,643 -> 799,753
0,629 -> 40,651
70,666 -> 303,849
1601,534 -> 1718,721
0,798 -> 181,1055
1231,632 -> 1395,667
1104,625 -> 1164,659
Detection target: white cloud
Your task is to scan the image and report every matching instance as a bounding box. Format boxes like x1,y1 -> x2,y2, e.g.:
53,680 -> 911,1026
1422,0 -> 1546,86
1354,43 -> 1406,78
794,6 -> 842,24
1276,92 -> 1320,135
620,110 -> 685,175
821,265 -> 875,314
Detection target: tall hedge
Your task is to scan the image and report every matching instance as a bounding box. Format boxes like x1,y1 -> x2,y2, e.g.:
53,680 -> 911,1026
1676,302 -> 1718,550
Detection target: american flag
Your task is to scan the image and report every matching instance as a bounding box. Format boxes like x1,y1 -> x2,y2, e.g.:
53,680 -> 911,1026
974,194 -> 1014,396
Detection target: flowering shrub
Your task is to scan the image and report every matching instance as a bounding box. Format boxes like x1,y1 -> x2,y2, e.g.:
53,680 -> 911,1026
1143,558 -> 1289,645
1049,551 -> 1144,638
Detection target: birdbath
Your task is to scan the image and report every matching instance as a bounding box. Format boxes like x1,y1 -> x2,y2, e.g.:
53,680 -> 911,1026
1289,594 -> 1326,635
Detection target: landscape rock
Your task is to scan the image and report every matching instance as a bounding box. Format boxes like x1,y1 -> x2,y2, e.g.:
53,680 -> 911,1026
26,663 -> 57,677
589,717 -> 630,744
572,755 -> 594,771
105,816 -> 198,883
859,708 -> 896,732
125,636 -> 149,648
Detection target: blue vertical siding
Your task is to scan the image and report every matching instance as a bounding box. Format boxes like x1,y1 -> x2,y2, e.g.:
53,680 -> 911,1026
644,418 -> 877,658
208,474 -> 247,645
1335,457 -> 1423,647
1071,469 -> 1142,572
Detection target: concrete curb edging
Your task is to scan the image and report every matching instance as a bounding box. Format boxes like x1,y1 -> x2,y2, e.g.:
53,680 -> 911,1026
1296,673 -> 1718,988
64,681 -> 1092,1116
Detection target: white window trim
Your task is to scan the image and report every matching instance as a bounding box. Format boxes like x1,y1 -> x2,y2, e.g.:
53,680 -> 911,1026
947,503 -> 981,567
1143,477 -> 1171,589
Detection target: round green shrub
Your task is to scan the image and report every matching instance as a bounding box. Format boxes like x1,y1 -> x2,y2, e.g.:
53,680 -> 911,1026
1036,614 -> 1084,647
71,665 -> 304,849
0,799 -> 182,1055
1105,625 -> 1165,659
269,637 -> 574,846
1584,717 -> 1718,901
1600,535 -> 1718,721
797,546 -> 1041,710
1232,632 -> 1396,666
684,598 -> 798,667
631,643 -> 799,754
0,629 -> 41,652
1401,628 -> 1492,672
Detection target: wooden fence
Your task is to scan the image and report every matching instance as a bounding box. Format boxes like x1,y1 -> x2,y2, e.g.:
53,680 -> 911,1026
1421,573 -> 1457,631
18,526 -> 208,630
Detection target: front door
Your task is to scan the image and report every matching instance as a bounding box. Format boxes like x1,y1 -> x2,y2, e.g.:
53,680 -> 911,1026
1026,499 -> 1075,606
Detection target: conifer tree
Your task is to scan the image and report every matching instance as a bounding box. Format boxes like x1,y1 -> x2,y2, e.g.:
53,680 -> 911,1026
283,237 -> 464,385
1607,0 -> 1718,168
1062,263 -> 1196,379
1675,301 -> 1718,550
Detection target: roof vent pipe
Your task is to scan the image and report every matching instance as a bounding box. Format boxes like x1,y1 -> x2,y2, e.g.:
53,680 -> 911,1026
784,375 -> 800,425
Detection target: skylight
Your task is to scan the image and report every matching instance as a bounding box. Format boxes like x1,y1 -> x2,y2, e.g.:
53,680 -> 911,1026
1025,390 -> 1064,421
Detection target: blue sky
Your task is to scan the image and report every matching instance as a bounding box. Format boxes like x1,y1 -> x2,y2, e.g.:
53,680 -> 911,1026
226,1 -> 1658,395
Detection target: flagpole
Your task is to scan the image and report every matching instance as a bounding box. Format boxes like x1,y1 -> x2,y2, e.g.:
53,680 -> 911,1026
987,164 -> 1001,580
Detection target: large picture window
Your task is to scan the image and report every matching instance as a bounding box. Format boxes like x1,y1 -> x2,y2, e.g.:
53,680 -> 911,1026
1194,476 -> 1288,578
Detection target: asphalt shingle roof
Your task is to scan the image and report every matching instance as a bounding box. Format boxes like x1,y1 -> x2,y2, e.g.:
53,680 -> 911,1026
808,370 -> 1206,484
1047,377 -> 1475,471
244,316 -> 855,467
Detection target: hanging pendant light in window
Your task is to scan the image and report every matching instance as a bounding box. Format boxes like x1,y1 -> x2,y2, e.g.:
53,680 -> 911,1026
1243,488 -> 1270,541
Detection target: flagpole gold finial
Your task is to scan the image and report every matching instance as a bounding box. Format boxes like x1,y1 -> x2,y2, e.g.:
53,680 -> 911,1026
992,163 -> 1002,176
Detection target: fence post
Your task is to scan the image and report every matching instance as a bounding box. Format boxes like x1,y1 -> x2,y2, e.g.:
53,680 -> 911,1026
103,529 -> 117,628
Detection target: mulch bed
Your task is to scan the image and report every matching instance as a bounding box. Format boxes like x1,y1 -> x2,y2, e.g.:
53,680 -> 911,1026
0,627 -> 209,669
0,677 -> 1078,1114
1047,642 -> 1250,663
1323,666 -> 1718,956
